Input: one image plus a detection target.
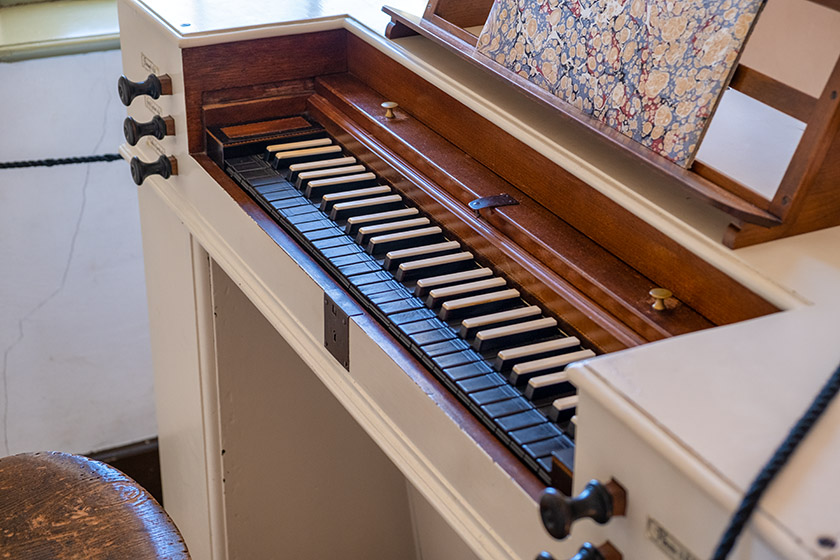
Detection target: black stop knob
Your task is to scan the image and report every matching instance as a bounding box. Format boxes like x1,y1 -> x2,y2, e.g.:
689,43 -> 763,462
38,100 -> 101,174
123,115 -> 173,146
537,542 -> 622,560
540,480 -> 625,540
130,155 -> 176,185
118,74 -> 171,106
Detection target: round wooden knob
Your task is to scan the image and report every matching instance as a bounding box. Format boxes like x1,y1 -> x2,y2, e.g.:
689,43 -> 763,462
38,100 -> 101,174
649,288 -> 673,311
123,115 -> 174,146
540,480 -> 625,540
381,101 -> 398,118
130,155 -> 177,185
117,74 -> 172,106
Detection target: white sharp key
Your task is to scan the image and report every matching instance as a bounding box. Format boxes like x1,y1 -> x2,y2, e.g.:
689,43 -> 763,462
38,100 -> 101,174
345,208 -> 420,235
426,277 -> 507,308
439,289 -> 520,321
367,226 -> 444,255
459,305 -> 543,338
394,251 -> 474,282
415,268 -> 494,297
330,194 -> 403,221
509,349 -> 595,384
320,186 -> 392,212
525,371 -> 573,400
472,317 -> 558,352
549,395 -> 579,422
385,241 -> 461,269
266,137 -> 332,152
306,172 -> 378,199
296,164 -> 367,187
494,336 -> 581,371
274,144 -> 342,163
356,217 -> 431,245
288,156 -> 357,174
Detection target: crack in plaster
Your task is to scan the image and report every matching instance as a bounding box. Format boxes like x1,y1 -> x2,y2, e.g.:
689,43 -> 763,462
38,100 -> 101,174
1,92 -> 113,454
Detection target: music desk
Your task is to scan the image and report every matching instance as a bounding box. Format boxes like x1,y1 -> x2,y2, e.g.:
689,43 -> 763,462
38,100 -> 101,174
118,1 -> 840,558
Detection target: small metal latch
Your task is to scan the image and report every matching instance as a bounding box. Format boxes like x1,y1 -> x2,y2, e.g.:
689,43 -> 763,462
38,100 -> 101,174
468,194 -> 518,218
324,293 -> 350,370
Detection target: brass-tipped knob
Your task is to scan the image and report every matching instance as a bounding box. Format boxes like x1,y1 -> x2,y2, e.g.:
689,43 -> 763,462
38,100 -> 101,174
381,101 -> 398,118
649,288 -> 672,311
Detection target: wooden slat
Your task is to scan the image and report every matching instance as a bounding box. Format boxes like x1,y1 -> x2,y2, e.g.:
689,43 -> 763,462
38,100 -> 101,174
730,65 -> 818,123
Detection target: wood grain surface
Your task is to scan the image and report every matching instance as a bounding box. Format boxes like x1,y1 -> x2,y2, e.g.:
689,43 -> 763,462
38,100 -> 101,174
0,452 -> 189,559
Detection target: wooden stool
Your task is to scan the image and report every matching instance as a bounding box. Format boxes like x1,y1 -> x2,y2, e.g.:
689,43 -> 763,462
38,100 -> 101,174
0,451 -> 190,559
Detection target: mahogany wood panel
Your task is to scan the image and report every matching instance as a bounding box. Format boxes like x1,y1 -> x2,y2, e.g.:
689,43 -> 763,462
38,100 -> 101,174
730,65 -> 817,123
425,0 -> 492,28
312,76 -> 714,345
385,8 -> 780,227
0,452 -> 189,559
182,30 -> 346,154
193,153 -> 546,500
344,34 -> 779,326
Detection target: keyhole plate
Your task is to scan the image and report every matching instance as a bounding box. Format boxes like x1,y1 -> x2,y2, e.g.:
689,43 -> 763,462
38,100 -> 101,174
324,294 -> 350,370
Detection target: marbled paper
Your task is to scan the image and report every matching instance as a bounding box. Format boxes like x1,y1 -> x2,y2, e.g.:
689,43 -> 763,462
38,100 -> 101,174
476,0 -> 765,166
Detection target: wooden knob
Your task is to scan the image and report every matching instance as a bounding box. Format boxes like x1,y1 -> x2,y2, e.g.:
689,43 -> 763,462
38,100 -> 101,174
123,115 -> 174,146
117,74 -> 172,106
539,479 -> 626,540
130,155 -> 177,185
381,101 -> 398,118
536,542 -> 622,560
649,288 -> 673,311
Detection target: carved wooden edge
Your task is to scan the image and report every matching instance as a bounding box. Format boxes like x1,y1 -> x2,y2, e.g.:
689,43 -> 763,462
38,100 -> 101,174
344,34 -> 779,326
382,6 -> 780,228
193,153 -> 546,502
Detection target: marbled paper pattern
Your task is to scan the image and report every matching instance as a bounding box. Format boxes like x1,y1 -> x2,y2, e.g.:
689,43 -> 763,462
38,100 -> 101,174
476,0 -> 765,166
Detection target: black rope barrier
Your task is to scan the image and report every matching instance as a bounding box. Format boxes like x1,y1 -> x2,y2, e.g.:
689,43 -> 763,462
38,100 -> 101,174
0,154 -> 122,169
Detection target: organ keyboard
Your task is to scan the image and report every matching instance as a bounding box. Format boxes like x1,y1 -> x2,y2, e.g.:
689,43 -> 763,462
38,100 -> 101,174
224,129 -> 597,486
117,0 -> 840,558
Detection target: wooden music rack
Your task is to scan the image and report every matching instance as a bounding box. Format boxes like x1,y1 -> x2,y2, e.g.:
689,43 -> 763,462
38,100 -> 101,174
384,0 -> 840,248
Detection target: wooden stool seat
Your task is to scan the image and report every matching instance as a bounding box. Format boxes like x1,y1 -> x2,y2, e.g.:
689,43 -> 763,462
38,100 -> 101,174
0,451 -> 189,559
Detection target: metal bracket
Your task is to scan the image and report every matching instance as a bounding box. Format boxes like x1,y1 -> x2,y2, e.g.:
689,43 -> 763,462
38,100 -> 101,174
468,193 -> 518,218
324,293 -> 350,370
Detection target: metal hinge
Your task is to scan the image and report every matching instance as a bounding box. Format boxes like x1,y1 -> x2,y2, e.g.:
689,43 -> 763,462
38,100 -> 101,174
324,293 -> 350,370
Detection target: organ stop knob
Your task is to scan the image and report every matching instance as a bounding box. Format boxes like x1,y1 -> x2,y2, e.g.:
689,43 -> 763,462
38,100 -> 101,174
130,155 -> 177,185
540,479 -> 626,540
117,74 -> 172,106
123,115 -> 175,146
537,541 -> 622,560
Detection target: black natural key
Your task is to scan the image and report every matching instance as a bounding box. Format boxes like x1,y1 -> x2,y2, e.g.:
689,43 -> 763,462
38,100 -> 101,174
495,410 -> 548,433
472,317 -> 558,353
433,350 -> 481,371
421,338 -> 471,358
523,436 -> 570,462
356,217 -> 430,246
330,195 -> 403,221
467,385 -> 520,407
508,422 -> 564,447
439,289 -> 521,322
441,361 -> 494,382
367,226 -> 445,255
408,328 -> 457,347
481,397 -> 533,419
455,372 -> 507,394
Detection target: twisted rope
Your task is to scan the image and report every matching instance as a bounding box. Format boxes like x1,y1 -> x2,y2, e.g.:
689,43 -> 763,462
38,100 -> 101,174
0,154 -> 122,169
711,360 -> 840,559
